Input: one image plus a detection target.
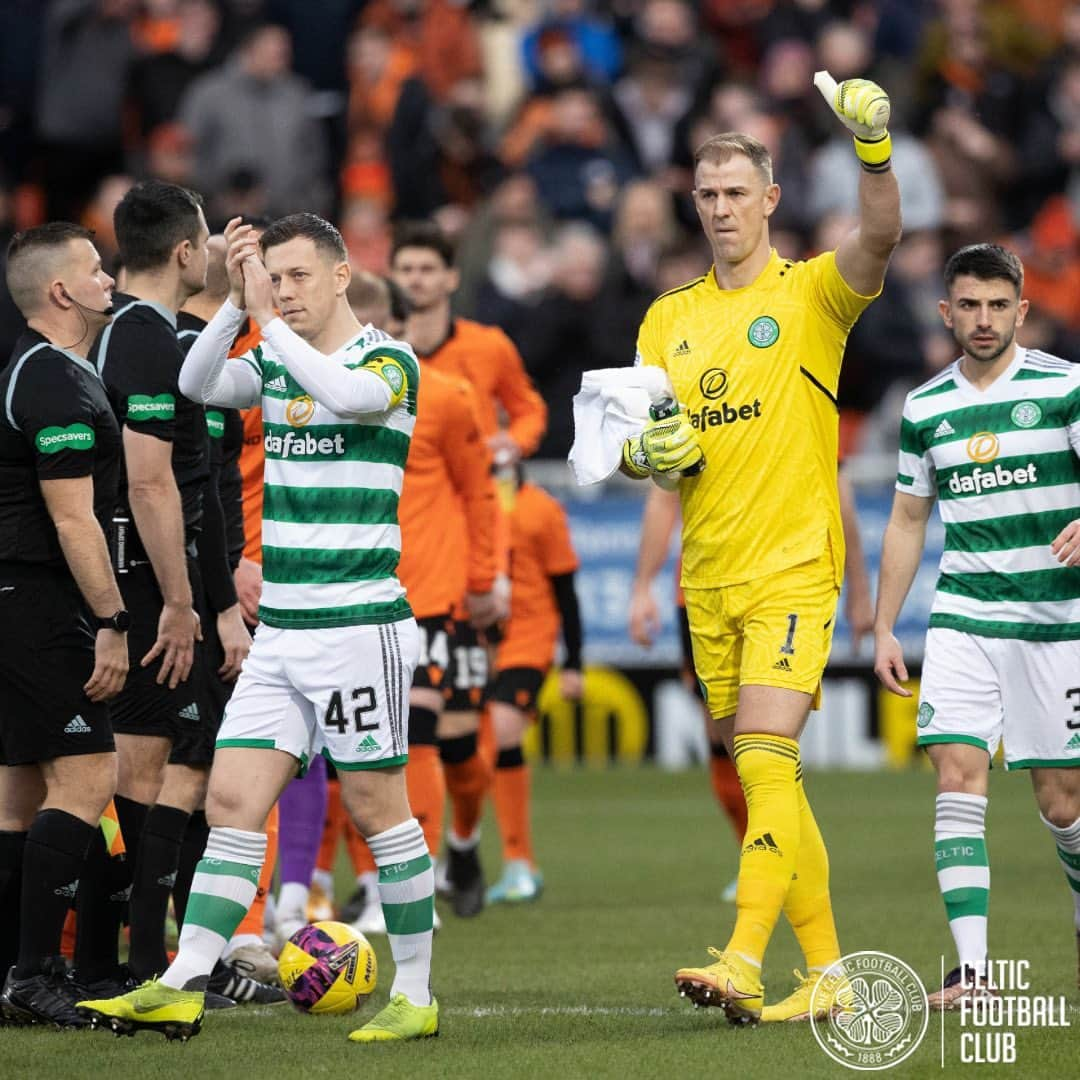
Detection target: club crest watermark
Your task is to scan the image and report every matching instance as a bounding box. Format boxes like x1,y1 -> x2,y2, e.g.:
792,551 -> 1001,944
811,951 -> 928,1071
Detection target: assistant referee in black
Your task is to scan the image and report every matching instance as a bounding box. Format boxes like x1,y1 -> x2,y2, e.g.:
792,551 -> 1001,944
0,223 -> 129,1027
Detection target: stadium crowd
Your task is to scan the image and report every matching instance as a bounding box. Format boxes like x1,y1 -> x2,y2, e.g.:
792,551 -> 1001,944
2,0 -> 1080,461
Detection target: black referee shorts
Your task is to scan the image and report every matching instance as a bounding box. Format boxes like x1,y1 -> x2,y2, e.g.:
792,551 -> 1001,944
112,557 -> 206,747
0,563 -> 113,765
169,575 -> 230,768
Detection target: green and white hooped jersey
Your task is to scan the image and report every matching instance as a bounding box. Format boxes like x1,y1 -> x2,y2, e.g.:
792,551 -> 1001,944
897,347 -> 1080,640
242,326 -> 419,630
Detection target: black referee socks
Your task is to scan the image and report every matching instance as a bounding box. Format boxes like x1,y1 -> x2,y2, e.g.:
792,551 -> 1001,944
0,830 -> 27,975
15,809 -> 95,978
73,827 -> 131,983
128,804 -> 190,980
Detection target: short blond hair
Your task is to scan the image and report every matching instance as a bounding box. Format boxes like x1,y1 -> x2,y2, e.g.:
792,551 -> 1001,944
693,132 -> 773,185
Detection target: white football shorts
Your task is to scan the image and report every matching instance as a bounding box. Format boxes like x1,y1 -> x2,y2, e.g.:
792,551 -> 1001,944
917,627 -> 1080,770
216,619 -> 419,772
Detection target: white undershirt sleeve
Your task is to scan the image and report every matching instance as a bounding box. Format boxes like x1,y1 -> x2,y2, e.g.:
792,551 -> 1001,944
178,299 -> 262,408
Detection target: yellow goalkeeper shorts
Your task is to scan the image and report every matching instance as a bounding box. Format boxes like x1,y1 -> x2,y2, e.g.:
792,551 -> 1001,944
683,547 -> 840,719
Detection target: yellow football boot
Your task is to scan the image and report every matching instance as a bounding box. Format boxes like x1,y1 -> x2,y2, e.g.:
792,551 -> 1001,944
760,968 -> 854,1022
347,993 -> 439,1043
675,948 -> 763,1024
77,979 -> 205,1041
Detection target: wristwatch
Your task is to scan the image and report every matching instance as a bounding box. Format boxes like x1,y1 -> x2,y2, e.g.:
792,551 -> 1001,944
92,609 -> 131,633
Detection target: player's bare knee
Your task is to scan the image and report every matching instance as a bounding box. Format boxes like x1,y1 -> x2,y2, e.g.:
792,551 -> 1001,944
490,702 -> 526,749
340,769 -> 410,837
0,765 -> 47,829
158,763 -> 209,813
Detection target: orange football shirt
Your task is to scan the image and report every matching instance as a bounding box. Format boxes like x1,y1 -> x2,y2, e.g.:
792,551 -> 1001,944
420,317 -> 547,455
497,483 -> 579,672
397,365 -> 497,618
232,316 -> 265,564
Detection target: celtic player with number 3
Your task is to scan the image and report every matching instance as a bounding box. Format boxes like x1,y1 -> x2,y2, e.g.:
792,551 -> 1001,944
79,214 -> 438,1043
875,244 -> 1080,1006
622,76 -> 902,1024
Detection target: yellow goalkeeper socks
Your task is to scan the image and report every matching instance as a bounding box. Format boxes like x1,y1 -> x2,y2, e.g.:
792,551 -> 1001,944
782,767 -> 841,973
726,734 -> 801,965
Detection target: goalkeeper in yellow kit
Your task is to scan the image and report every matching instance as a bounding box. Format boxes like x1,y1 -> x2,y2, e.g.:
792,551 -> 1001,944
622,78 -> 902,1023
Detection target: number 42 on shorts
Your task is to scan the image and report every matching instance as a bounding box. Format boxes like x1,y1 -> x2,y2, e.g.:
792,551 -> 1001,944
324,686 -> 378,734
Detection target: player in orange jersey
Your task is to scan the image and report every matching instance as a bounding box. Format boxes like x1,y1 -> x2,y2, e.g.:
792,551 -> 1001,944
391,222 -> 547,917
487,470 -> 583,904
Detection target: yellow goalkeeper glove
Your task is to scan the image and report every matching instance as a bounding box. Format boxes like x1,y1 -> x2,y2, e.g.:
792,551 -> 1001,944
815,71 -> 892,171
623,408 -> 704,477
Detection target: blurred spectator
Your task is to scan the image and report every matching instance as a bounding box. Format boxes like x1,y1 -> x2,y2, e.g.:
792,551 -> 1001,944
386,76 -> 504,220
341,195 -> 393,273
205,166 -> 270,228
521,1 -> 623,90
1013,195 -> 1080,331
610,49 -> 695,174
179,22 -> 332,217
0,1 -> 46,184
654,235 -> 711,294
347,23 -> 417,134
0,181 -> 22,360
525,84 -> 637,230
130,0 -> 224,136
362,0 -> 483,103
911,1 -> 1040,240
473,218 -> 551,340
1021,56 -> 1080,225
518,223 -> 625,456
79,173 -> 135,269
145,123 -> 195,187
35,0 -> 139,220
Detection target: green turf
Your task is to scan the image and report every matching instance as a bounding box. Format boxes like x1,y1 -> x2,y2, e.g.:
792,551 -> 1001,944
6,767 -> 1078,1078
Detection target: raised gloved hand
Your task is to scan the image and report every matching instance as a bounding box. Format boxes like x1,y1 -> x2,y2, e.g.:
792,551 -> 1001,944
815,70 -> 892,171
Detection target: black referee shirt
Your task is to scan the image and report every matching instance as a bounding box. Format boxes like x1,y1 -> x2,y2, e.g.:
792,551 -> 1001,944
0,330 -> 121,567
90,291 -> 209,547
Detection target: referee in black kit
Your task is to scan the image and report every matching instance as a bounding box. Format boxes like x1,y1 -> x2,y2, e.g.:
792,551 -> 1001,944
89,180 -> 210,984
0,224 -> 128,1026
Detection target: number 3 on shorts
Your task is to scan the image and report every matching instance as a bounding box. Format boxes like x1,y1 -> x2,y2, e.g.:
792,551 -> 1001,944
324,686 -> 378,734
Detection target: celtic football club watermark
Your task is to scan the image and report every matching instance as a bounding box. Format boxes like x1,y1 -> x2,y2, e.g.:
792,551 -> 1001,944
810,951 -> 929,1071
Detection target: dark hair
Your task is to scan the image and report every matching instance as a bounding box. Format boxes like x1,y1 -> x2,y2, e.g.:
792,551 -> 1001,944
114,180 -> 204,272
943,243 -> 1024,294
259,212 -> 347,262
384,276 -> 412,323
6,222 -> 94,315
390,221 -> 455,268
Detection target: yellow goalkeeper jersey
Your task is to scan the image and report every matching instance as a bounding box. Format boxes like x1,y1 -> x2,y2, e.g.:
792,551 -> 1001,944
637,249 -> 877,589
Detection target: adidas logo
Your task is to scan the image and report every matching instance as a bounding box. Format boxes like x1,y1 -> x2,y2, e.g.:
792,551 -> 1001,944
1066,732 -> 1080,751
355,733 -> 381,753
933,418 -> 956,439
773,657 -> 792,672
157,871 -> 177,888
673,339 -> 691,357
54,879 -> 79,898
64,715 -> 92,734
742,832 -> 782,857
266,375 -> 289,393
179,703 -> 200,722
110,885 -> 132,903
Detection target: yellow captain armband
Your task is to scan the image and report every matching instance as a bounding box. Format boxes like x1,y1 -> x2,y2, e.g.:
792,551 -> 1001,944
363,355 -> 408,407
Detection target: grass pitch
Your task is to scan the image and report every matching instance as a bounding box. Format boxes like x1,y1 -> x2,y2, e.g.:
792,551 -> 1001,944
6,766 -> 1078,1079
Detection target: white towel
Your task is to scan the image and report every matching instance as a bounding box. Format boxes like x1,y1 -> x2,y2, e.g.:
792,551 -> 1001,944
568,366 -> 675,485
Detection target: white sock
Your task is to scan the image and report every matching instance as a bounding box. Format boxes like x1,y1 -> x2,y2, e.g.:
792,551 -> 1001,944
359,870 -> 379,907
447,828 -> 479,851
161,828 -> 266,990
367,818 -> 434,1007
1040,812 -> 1080,930
311,868 -> 334,898
935,792 -> 989,973
277,881 -> 308,921
223,933 -> 262,960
